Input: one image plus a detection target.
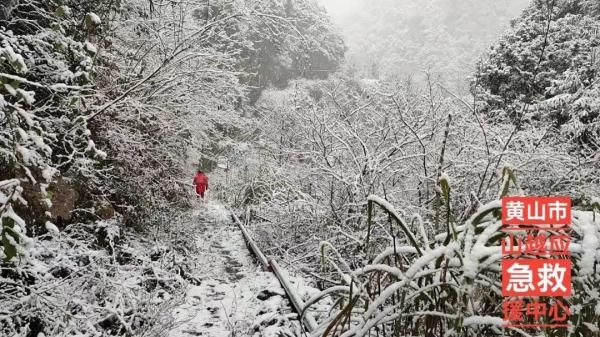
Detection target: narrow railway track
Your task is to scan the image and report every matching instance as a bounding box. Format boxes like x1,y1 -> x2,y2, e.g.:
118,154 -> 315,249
228,207 -> 319,334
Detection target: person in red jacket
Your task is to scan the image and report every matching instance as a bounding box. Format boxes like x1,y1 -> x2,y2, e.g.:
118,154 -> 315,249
193,170 -> 208,199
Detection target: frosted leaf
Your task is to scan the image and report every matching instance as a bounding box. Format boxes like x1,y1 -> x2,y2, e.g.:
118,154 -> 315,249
17,109 -> 34,126
4,83 -> 17,96
89,13 -> 101,24
45,222 -> 60,236
463,315 -> 505,326
95,149 -> 107,160
85,139 -> 95,152
84,41 -> 97,54
30,134 -> 52,155
17,89 -> 35,105
16,146 -> 33,164
3,205 -> 27,234
56,5 -> 71,17
40,182 -> 49,198
50,83 -> 68,91
17,128 -> 28,141
86,13 -> 102,28
0,44 -> 28,74
42,166 -> 57,182
583,323 -> 600,333
574,211 -> 600,276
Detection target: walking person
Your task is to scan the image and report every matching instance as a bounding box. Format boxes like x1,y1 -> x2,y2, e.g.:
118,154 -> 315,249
193,170 -> 209,201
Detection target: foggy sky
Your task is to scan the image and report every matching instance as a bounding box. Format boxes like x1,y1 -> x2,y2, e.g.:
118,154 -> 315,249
318,0 -> 361,20
318,0 -> 530,84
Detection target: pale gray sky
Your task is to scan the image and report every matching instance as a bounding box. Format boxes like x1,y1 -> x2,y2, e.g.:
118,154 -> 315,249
318,0 -> 361,20
316,0 -> 530,86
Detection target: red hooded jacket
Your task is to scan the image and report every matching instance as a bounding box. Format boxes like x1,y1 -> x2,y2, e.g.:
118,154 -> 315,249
194,172 -> 208,194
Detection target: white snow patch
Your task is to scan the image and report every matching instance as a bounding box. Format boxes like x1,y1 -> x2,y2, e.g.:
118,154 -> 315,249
45,222 -> 60,236
16,89 -> 35,105
463,315 -> 505,326
170,201 -> 301,337
84,41 -> 97,54
42,166 -> 57,182
87,12 -> 101,25
4,83 -> 17,96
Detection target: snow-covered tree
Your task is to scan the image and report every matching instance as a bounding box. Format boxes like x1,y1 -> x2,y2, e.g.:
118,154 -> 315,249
190,0 -> 345,102
473,0 -> 600,150
1,0 -> 107,260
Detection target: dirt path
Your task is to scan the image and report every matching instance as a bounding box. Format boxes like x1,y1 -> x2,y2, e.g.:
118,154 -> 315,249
169,202 -> 301,337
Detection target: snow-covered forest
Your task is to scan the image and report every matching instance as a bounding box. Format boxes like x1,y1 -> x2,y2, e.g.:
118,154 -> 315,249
1,0 -> 599,336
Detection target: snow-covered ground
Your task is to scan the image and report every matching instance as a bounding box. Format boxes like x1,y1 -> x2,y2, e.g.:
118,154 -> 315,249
1,198 -> 321,336
169,201 -> 302,337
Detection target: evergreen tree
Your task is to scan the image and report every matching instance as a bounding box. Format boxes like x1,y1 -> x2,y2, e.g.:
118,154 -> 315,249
474,0 -> 600,149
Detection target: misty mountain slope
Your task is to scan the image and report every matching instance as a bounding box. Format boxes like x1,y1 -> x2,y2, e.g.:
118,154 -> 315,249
322,0 -> 529,87
2,0 -> 600,336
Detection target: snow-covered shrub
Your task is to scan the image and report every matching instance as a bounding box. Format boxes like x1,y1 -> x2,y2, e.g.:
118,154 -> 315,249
226,74 -> 600,274
0,180 -> 29,260
308,169 -> 600,337
0,0 -> 108,259
0,214 -> 205,336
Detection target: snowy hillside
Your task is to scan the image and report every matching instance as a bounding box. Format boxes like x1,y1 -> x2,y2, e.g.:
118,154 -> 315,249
2,0 -> 599,336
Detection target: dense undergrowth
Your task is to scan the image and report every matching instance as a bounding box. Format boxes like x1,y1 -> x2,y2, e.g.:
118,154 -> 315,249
222,74 -> 599,264
0,211 -> 203,336
308,170 -> 600,337
220,74 -> 600,335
